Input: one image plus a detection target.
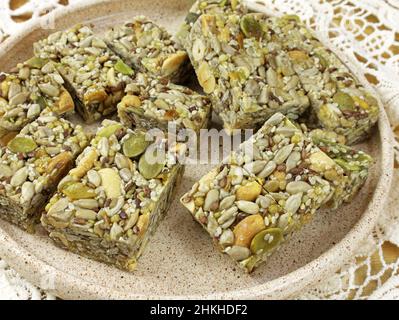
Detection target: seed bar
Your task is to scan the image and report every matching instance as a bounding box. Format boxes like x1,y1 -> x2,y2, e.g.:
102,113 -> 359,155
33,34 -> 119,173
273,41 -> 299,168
0,112 -> 89,232
183,13 -> 310,134
265,15 -> 380,144
34,25 -> 136,123
104,16 -> 191,84
41,120 -> 185,271
0,57 -> 75,144
118,72 -> 212,134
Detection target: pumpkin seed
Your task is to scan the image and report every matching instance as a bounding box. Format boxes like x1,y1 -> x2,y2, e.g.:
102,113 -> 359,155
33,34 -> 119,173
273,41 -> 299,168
97,123 -> 123,138
8,137 -> 37,153
115,59 -> 134,76
250,228 -> 283,254
138,147 -> 166,180
240,15 -> 263,39
25,57 -> 46,69
123,132 -> 150,158
333,91 -> 355,110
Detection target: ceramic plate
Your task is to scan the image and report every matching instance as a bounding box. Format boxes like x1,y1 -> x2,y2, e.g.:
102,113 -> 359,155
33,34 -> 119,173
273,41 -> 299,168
0,0 -> 393,299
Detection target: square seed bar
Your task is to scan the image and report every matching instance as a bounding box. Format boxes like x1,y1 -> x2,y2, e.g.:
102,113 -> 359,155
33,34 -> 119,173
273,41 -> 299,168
184,13 -> 310,133
41,120 -> 185,271
181,113 -> 346,272
118,73 -> 212,134
0,112 -> 89,232
232,113 -> 346,212
265,15 -> 379,144
0,57 -> 75,143
309,129 -> 373,208
104,16 -> 191,84
34,25 -> 136,123
176,0 -> 248,49
181,162 -> 282,273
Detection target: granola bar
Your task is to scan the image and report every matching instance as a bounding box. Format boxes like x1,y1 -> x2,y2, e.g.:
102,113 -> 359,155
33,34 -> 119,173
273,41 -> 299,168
0,112 -> 89,232
34,25 -> 136,123
41,120 -> 185,271
264,15 -> 379,144
0,57 -> 75,143
104,16 -> 191,83
309,129 -> 373,208
184,13 -> 310,133
118,73 -> 212,134
181,113 -> 347,272
176,0 -> 248,49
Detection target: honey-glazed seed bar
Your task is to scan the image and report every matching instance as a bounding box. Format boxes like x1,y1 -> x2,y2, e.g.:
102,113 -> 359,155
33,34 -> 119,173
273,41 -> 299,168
264,15 -> 379,144
181,113 -> 347,272
184,13 -> 310,133
0,57 -> 75,144
41,120 -> 185,271
34,25 -> 136,123
104,16 -> 191,84
0,112 -> 89,232
118,73 -> 212,134
309,129 -> 373,208
176,0 -> 248,49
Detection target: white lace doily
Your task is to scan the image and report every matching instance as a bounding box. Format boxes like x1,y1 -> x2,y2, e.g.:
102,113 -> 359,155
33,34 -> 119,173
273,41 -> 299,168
0,0 -> 399,300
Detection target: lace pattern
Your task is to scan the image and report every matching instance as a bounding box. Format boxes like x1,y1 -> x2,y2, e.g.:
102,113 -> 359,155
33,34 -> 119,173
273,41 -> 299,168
0,0 -> 398,300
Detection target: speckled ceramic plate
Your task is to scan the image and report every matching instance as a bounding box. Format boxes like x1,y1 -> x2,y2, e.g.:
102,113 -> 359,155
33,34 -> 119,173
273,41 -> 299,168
0,0 -> 394,300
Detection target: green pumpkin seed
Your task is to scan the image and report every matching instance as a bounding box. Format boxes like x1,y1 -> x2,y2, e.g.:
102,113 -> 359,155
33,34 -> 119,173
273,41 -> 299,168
115,60 -> 134,76
36,96 -> 47,110
25,57 -> 46,69
250,228 -> 283,255
333,91 -> 355,110
240,15 -> 264,39
185,12 -> 200,24
8,137 -> 37,153
123,132 -> 150,158
62,182 -> 96,200
138,147 -> 166,180
97,124 -> 123,138
315,53 -> 329,69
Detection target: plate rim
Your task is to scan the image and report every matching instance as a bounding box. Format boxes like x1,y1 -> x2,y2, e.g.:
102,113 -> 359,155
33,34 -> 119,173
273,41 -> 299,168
0,0 -> 394,300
